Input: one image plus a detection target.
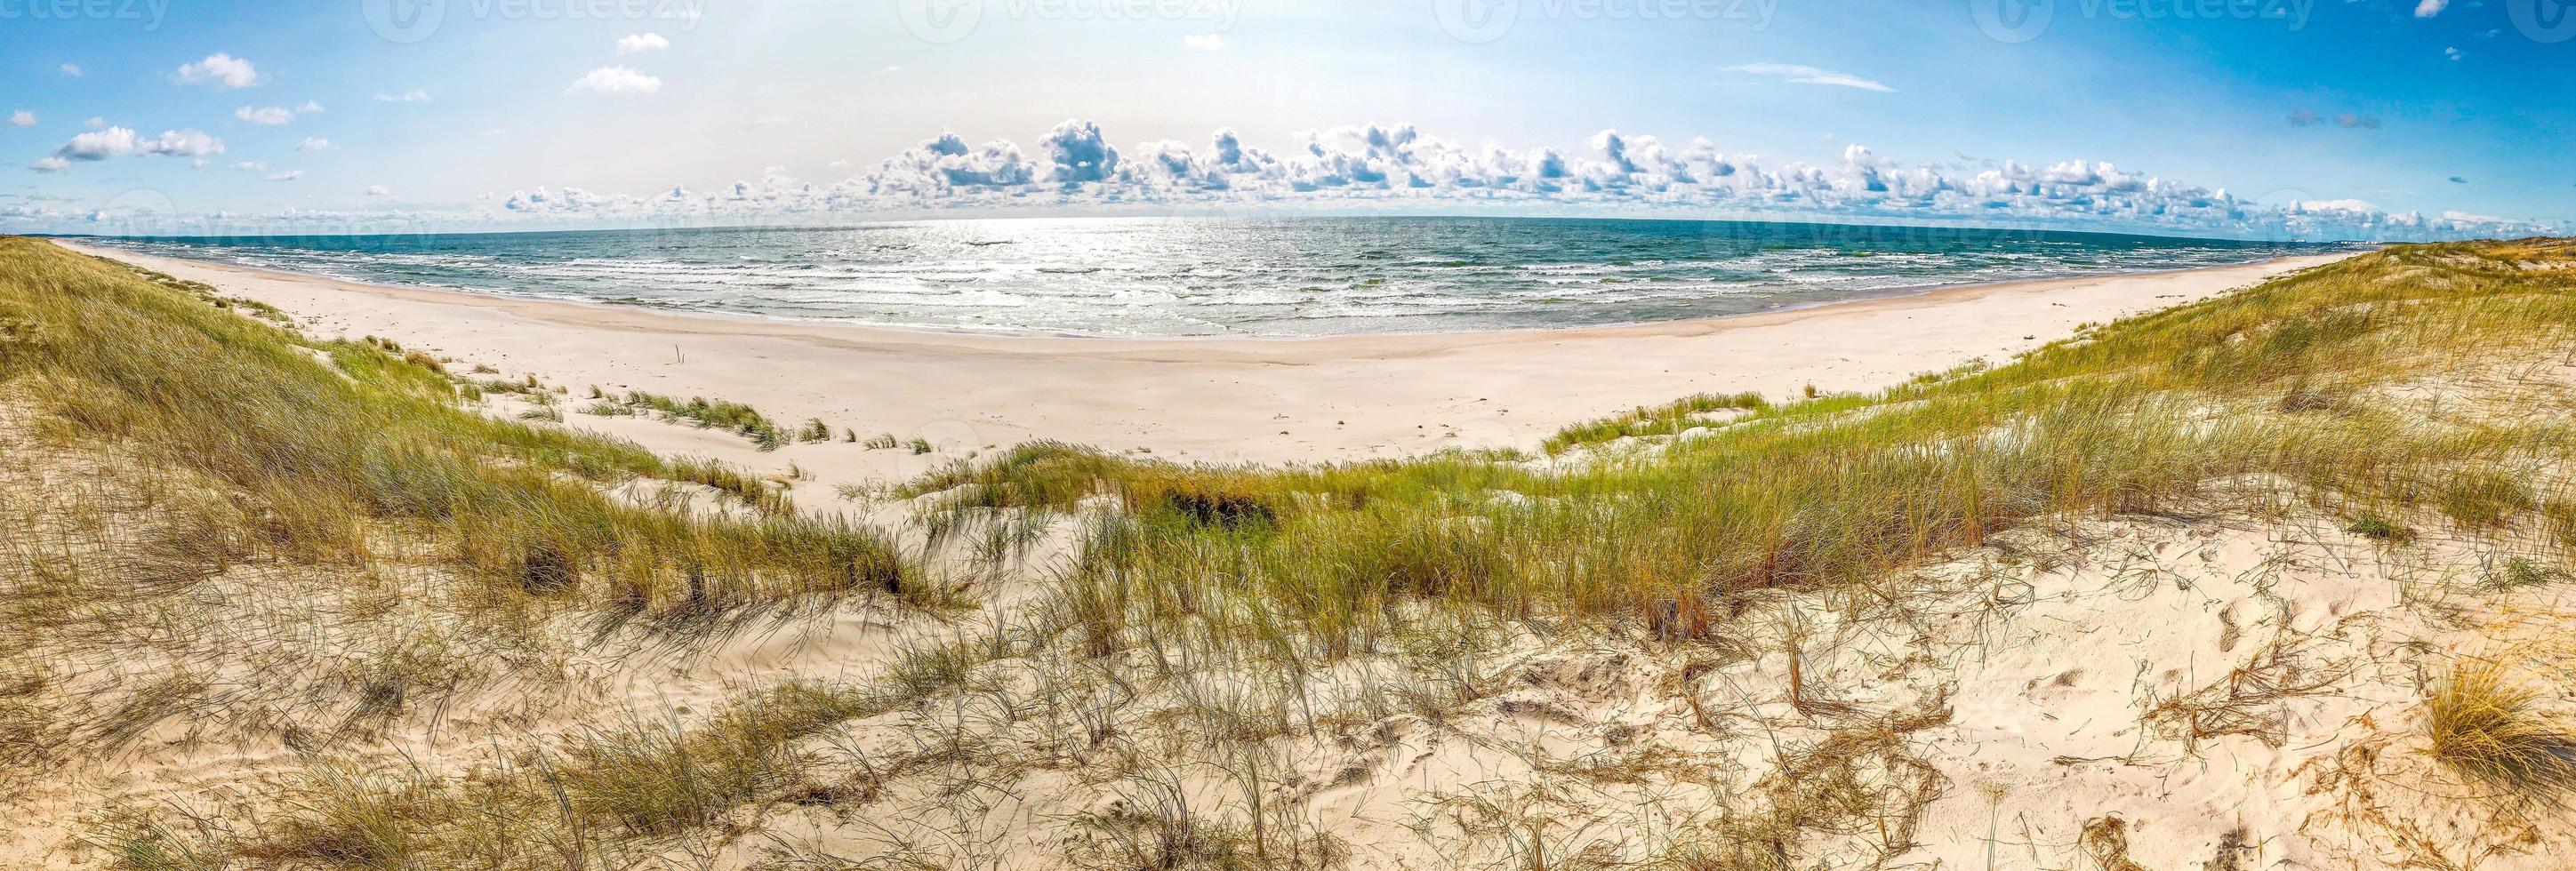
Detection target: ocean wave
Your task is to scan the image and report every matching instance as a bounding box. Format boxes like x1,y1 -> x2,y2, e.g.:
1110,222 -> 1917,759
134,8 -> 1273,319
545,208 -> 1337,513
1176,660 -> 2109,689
79,217 -> 2334,337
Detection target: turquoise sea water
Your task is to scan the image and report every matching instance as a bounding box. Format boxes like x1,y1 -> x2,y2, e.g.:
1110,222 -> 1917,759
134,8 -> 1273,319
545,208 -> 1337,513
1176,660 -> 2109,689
76,217 -> 2349,337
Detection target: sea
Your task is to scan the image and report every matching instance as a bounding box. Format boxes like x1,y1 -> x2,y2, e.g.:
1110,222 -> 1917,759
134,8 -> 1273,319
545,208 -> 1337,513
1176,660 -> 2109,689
74,217 -> 2352,337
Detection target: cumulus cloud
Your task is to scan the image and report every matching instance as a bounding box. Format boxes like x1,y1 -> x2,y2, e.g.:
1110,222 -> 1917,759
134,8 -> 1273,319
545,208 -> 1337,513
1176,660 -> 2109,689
54,126 -> 224,161
175,52 -> 261,88
1039,119 -> 1119,183
1724,63 -> 1893,92
266,170 -> 303,182
29,157 -> 68,173
237,101 -> 321,124
2445,46 -> 2464,60
616,33 -> 670,54
463,119 -> 2560,242
1184,34 -> 1227,50
8,110 -> 31,127
567,67 -> 662,96
365,184 -> 390,196
233,160 -> 267,172
375,89 -> 431,102
2415,0 -> 2446,16
235,105 -> 294,124
296,137 -> 331,152
59,63 -> 81,76
17,118 -> 2556,242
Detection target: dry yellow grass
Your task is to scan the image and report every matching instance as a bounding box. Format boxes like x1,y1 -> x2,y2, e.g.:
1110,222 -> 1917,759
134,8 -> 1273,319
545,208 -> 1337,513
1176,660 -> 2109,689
10,236 -> 2576,868
2428,657 -> 2576,803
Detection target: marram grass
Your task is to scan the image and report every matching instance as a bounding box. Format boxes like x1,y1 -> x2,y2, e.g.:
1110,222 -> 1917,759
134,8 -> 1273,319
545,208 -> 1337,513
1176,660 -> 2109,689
0,236 -> 922,615
19,236 -> 2576,867
2428,658 -> 2576,803
915,240 -> 2576,653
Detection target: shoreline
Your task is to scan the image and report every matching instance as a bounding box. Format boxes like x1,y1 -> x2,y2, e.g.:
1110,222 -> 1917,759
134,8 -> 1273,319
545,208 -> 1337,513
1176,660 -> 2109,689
60,237 -> 2344,343
58,239 -> 2351,350
59,238 -> 2358,493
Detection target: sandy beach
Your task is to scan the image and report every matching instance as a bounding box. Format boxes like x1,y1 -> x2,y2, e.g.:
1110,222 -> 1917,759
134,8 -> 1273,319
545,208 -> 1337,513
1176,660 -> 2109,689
20,236 -> 2576,871
62,241 -> 2355,486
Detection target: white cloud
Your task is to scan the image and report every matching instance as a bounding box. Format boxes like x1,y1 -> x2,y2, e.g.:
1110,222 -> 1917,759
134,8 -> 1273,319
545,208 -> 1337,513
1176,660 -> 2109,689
58,63 -> 81,76
29,157 -> 68,173
266,170 -> 304,182
615,32 -> 670,54
1184,34 -> 1227,51
13,118 -> 2555,243
374,89 -> 431,103
54,126 -> 224,161
7,110 -> 32,127
235,105 -> 295,125
567,67 -> 662,96
480,128 -> 509,138
365,184 -> 391,196
84,116 -> 103,129
2444,46 -> 2464,60
2414,0 -> 2446,16
870,66 -> 902,76
235,102 -> 323,123
486,120 -> 2548,242
233,160 -> 267,172
1724,62 -> 1893,92
174,52 -> 261,88
296,137 -> 332,152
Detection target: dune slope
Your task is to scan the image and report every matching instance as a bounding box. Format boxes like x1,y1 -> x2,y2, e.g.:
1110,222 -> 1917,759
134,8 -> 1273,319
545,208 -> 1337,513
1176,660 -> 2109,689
4,237 -> 2576,869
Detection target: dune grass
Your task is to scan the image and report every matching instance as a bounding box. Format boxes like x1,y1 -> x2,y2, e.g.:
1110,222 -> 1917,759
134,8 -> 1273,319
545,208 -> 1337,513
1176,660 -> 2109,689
2428,659 -> 2576,803
0,237 -> 974,867
911,241 -> 2576,653
23,237 -> 2576,867
0,237 -> 922,618
622,389 -> 791,451
1542,389 -> 1772,454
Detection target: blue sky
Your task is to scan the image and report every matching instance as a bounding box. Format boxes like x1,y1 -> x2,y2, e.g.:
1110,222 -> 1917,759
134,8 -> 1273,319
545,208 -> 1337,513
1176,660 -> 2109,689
2,0 -> 2566,239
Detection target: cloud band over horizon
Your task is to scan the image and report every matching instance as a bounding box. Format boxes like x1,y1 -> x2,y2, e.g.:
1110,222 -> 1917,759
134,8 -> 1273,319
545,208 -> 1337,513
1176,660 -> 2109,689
14,119 -> 2559,243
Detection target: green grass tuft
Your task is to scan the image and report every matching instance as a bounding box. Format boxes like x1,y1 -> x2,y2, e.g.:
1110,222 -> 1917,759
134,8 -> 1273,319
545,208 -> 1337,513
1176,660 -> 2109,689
2428,659 -> 2576,802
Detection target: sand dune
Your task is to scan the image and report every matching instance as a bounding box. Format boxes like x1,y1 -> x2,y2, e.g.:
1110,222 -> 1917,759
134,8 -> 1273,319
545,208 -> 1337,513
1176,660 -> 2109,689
62,242 -> 2353,491
17,238 -> 2576,870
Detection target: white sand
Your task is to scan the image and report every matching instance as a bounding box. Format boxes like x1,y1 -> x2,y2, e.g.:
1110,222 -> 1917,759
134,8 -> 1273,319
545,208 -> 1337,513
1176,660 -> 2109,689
62,241 -> 2353,493
36,241 -> 2576,870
